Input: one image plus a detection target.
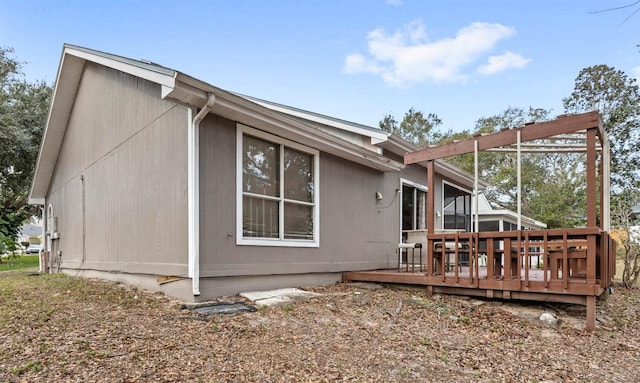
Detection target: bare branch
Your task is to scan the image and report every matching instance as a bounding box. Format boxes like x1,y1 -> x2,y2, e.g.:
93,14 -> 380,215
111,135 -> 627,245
590,0 -> 640,14
590,0 -> 640,25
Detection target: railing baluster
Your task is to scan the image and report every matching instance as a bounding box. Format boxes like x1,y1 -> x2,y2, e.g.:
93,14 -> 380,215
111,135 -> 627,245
562,231 -> 569,289
543,232 -> 548,287
524,231 -> 529,287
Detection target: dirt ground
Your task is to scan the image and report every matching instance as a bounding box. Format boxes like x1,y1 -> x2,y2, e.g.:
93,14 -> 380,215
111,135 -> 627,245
1,270 -> 639,382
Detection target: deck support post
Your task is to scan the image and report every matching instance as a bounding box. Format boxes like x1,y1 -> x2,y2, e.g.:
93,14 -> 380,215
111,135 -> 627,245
586,128 -> 597,227
586,295 -> 596,331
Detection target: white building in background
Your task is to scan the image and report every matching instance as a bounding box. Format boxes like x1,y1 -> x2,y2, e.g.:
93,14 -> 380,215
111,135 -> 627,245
476,193 -> 547,232
18,224 -> 43,246
631,202 -> 640,242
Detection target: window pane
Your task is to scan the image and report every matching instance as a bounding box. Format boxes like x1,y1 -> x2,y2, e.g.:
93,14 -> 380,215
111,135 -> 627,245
402,185 -> 414,231
243,196 -> 279,238
243,135 -> 279,197
284,203 -> 313,240
417,190 -> 427,230
284,148 -> 313,202
444,184 -> 471,231
479,220 -> 500,231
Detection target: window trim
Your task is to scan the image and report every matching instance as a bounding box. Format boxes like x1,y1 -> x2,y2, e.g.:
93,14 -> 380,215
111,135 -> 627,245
236,124 -> 320,247
441,180 -> 473,232
400,178 -> 428,235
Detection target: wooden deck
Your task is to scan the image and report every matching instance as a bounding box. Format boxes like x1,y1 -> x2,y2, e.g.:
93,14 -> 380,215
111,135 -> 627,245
344,228 -> 617,330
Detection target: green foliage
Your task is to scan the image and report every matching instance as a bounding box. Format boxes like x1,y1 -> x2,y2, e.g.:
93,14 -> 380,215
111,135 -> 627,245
0,47 -> 52,254
562,65 -> 640,282
441,107 -> 586,228
381,105 -> 590,228
563,64 -> 640,194
611,189 -> 640,288
379,107 -> 443,148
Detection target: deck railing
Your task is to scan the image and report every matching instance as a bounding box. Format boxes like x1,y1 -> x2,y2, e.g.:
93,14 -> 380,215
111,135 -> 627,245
426,227 -> 616,296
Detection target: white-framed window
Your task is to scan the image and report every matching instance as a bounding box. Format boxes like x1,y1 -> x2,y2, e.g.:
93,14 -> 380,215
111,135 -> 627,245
401,179 -> 427,231
236,124 -> 320,247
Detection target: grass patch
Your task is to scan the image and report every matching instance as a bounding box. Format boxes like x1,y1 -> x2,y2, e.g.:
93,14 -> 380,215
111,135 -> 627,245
0,255 -> 39,272
12,360 -> 42,375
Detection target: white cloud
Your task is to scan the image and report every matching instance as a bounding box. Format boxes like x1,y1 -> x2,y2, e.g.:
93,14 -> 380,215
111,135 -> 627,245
344,20 -> 530,86
344,53 -> 384,75
386,0 -> 403,6
632,65 -> 640,82
477,51 -> 532,75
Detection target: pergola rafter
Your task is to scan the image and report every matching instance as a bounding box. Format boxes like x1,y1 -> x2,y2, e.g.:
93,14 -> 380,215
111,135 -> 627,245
403,110 -> 608,232
346,112 -> 616,331
345,112 -> 615,332
405,111 -> 603,164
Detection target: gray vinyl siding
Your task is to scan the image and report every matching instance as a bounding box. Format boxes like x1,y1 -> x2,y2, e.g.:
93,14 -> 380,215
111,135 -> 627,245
198,115 -> 426,277
46,63 -> 189,275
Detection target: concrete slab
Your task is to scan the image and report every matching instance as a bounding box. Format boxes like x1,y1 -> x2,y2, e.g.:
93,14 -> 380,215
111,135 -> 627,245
253,297 -> 290,307
193,302 -> 257,315
240,288 -> 322,307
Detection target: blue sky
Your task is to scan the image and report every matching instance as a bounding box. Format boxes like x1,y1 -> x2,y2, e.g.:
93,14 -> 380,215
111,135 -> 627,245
2,0 -> 639,132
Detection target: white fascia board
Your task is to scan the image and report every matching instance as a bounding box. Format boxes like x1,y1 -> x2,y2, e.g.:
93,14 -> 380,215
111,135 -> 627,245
160,73 -> 402,172
29,46 -> 178,204
247,99 -> 389,145
64,46 -> 177,89
29,197 -> 45,205
434,160 -> 489,190
29,51 -> 85,203
214,96 -> 404,172
479,209 -> 547,229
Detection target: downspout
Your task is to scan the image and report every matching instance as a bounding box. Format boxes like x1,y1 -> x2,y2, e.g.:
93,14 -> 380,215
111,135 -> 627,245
188,93 -> 216,296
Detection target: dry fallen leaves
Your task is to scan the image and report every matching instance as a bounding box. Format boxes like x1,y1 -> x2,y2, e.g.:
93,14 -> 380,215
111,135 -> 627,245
1,270 -> 639,382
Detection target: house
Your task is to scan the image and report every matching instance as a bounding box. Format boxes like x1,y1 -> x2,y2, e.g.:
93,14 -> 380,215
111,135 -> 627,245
476,193 -> 546,232
29,44 -> 483,302
630,201 -> 640,242
18,224 -> 43,246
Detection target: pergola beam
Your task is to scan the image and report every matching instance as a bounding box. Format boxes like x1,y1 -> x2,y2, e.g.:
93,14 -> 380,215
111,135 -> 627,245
404,111 -> 602,164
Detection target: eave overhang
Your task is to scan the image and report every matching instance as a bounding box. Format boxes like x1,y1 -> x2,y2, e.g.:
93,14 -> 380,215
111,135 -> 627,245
30,45 -> 403,204
477,209 -> 547,229
162,74 -> 403,173
28,45 -> 178,204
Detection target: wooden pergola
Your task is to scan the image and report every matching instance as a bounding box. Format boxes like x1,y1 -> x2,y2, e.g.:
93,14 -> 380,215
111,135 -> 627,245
344,111 -> 616,331
405,111 -> 609,234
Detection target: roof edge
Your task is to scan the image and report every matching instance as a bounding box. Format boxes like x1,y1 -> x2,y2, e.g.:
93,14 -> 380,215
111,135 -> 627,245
30,44 -> 179,203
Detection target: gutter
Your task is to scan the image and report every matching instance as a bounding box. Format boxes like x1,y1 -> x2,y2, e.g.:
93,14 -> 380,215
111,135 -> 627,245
188,93 -> 215,296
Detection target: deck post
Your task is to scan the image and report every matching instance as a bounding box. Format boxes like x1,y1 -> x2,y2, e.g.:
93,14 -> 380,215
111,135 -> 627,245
427,160 -> 435,235
586,295 -> 596,331
586,128 -> 597,227
427,160 -> 435,277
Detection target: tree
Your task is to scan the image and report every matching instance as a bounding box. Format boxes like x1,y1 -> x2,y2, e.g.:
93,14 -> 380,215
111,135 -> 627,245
563,64 -> 640,287
379,108 -> 443,148
0,47 -> 52,256
613,190 -> 640,288
441,107 -> 585,228
563,65 -> 640,192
